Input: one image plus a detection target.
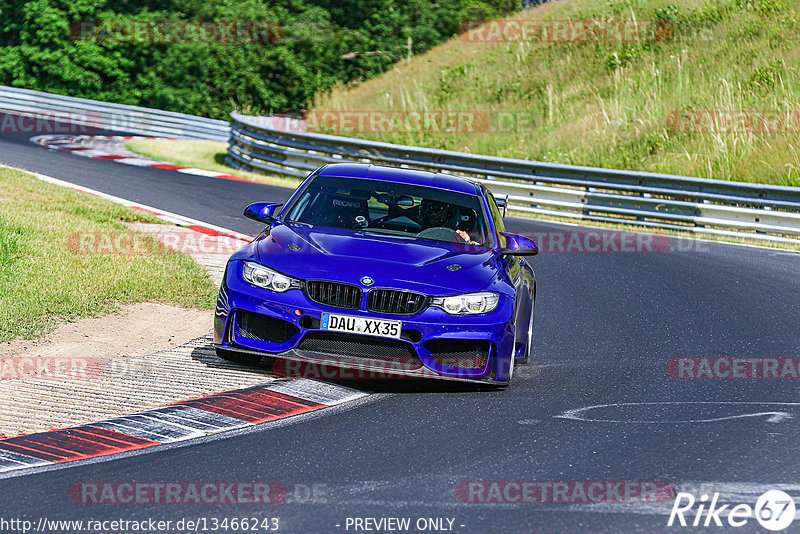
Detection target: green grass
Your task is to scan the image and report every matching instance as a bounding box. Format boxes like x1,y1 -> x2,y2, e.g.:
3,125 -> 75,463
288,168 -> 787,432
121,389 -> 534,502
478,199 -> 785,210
311,0 -> 800,186
0,167 -> 216,342
126,139 -> 301,189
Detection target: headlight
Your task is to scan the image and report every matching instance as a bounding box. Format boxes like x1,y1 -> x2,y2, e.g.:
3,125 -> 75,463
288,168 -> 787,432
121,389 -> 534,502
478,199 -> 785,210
430,292 -> 500,315
242,261 -> 302,292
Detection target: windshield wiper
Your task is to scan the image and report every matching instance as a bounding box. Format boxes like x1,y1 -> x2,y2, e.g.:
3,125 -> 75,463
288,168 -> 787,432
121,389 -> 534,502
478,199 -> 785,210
356,228 -> 415,239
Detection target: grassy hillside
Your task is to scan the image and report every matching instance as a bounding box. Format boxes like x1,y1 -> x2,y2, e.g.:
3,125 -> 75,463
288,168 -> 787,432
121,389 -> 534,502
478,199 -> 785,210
311,0 -> 800,185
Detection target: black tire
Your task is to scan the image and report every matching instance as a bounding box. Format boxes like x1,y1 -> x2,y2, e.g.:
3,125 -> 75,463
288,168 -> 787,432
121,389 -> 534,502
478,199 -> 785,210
215,347 -> 262,366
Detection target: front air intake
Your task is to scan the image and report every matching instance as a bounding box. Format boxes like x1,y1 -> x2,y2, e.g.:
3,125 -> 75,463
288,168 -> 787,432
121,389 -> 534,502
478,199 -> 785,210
367,289 -> 427,315
424,339 -> 490,369
305,281 -> 362,310
298,331 -> 421,368
237,310 -> 298,343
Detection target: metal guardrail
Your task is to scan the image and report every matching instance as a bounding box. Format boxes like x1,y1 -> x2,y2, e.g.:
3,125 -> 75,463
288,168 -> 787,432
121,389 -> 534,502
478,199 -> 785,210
0,86 -> 229,141
228,111 -> 800,245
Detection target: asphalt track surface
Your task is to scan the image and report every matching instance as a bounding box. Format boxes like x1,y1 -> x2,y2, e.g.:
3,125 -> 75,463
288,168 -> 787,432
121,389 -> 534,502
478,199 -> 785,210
1,130 -> 800,533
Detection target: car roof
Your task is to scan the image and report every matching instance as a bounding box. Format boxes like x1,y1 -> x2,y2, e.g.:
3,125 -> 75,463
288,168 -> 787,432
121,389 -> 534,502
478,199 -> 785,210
315,163 -> 481,196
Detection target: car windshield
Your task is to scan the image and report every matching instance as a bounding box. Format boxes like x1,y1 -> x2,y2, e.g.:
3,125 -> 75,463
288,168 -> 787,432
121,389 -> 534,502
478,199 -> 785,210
284,175 -> 491,247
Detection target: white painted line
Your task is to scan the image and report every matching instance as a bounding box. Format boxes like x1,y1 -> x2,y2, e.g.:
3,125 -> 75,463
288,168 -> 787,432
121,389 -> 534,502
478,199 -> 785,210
90,416 -> 205,443
267,379 -> 368,406
177,168 -> 226,178
0,163 -> 253,242
70,149 -> 112,158
114,157 -> 163,166
135,413 -> 224,435
89,421 -> 181,443
0,450 -> 50,469
555,401 -> 800,424
48,143 -> 86,150
146,405 -> 250,431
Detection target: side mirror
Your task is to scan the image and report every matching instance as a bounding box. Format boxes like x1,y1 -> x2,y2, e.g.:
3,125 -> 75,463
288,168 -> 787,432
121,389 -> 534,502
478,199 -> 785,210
499,232 -> 538,256
244,202 -> 283,224
495,195 -> 509,218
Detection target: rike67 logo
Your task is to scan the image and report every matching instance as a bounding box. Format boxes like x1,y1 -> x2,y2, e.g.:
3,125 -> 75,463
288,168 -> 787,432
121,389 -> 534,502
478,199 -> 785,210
668,490 -> 796,531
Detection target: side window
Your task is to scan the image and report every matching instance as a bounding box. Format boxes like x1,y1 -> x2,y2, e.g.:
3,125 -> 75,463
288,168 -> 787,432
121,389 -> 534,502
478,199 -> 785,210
487,192 -> 507,246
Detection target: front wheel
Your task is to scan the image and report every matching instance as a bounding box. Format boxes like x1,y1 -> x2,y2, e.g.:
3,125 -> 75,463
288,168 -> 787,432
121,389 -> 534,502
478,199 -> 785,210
215,347 -> 262,366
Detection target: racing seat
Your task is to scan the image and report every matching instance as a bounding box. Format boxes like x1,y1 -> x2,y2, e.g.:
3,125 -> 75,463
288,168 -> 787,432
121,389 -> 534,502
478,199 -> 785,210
311,193 -> 370,229
456,207 -> 477,232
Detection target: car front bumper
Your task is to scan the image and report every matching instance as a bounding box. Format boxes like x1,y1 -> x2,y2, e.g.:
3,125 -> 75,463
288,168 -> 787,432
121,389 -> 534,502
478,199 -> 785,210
214,261 -> 516,384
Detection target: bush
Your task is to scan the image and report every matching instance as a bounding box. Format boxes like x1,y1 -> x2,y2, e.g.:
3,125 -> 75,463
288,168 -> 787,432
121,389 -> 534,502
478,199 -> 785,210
0,0 -> 520,119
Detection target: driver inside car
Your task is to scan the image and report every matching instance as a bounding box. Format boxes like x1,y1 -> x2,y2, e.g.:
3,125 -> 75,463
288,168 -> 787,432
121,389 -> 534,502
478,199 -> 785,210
418,199 -> 480,245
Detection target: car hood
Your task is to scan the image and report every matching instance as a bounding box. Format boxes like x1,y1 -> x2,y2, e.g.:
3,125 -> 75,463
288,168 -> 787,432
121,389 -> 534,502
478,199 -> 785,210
254,222 -> 498,295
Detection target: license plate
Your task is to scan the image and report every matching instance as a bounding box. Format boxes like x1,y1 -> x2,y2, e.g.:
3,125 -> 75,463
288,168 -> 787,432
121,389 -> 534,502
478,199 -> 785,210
320,313 -> 402,339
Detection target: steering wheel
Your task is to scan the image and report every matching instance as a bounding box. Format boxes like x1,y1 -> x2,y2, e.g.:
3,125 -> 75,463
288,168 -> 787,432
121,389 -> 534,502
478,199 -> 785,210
417,226 -> 461,242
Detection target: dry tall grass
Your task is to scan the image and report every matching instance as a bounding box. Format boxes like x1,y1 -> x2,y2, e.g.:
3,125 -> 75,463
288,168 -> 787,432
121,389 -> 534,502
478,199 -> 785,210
312,0 -> 800,186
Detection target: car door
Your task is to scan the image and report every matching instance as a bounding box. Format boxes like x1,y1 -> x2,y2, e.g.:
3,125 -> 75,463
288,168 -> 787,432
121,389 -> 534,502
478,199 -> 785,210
487,192 -> 532,355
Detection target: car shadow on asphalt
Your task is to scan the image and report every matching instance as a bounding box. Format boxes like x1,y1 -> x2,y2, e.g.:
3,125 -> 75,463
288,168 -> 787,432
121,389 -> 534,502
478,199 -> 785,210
259,356 -> 503,394
191,346 -> 501,393
190,346 -> 498,394
188,344 -> 276,377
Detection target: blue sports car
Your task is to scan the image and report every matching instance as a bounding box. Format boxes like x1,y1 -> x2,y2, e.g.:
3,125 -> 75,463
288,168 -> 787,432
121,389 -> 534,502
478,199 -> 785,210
213,163 -> 538,386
